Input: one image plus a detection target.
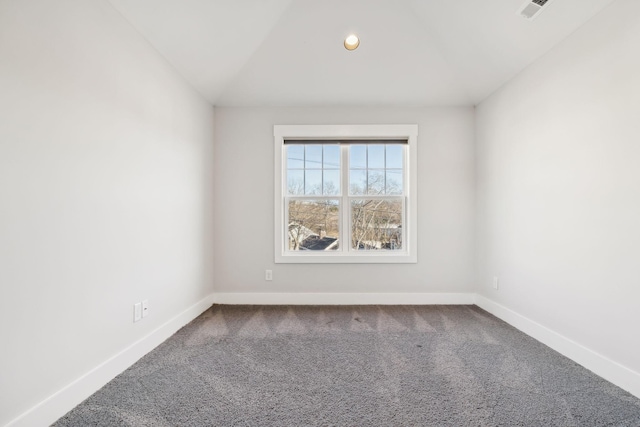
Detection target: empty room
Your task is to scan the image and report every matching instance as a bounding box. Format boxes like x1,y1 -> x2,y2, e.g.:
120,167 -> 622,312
1,0 -> 640,425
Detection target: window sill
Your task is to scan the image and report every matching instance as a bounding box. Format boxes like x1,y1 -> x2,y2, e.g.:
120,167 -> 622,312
275,252 -> 417,264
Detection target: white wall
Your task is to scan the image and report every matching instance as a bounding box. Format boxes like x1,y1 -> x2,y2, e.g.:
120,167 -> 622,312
476,0 -> 640,380
213,107 -> 475,296
0,1 -> 214,425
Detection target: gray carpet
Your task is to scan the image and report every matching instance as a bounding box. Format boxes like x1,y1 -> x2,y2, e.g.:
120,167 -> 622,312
55,305 -> 640,426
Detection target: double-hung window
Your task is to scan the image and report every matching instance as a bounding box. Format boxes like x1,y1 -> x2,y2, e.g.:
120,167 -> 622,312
274,125 -> 417,263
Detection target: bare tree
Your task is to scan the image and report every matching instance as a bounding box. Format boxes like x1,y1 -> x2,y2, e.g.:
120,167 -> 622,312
350,172 -> 402,250
351,200 -> 402,250
288,200 -> 339,250
287,179 -> 339,250
287,172 -> 402,251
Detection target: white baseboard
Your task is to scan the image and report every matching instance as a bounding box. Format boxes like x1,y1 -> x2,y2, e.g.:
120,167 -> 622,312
213,292 -> 476,305
6,293 -> 216,427
475,294 -> 640,400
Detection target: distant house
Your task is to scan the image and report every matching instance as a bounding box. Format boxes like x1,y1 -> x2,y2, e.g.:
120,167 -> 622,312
300,235 -> 338,251
288,223 -> 338,251
288,223 -> 316,248
354,224 -> 402,250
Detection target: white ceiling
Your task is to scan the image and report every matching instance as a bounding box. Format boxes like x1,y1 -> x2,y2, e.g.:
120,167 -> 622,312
108,0 -> 616,106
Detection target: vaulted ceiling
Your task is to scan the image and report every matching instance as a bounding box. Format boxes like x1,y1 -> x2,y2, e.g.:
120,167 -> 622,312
108,0 -> 616,106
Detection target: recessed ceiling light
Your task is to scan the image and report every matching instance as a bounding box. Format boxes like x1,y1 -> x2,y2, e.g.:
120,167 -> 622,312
344,34 -> 360,51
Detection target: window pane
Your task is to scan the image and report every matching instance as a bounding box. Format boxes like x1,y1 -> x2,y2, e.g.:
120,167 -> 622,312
386,145 -> 403,169
323,145 -> 340,168
323,169 -> 340,195
367,145 -> 385,168
305,170 -> 322,195
287,145 -> 304,169
351,199 -> 403,250
386,169 -> 403,195
350,145 -> 366,169
349,169 -> 367,195
287,169 -> 304,195
305,145 -> 322,169
367,170 -> 385,195
288,199 -> 339,251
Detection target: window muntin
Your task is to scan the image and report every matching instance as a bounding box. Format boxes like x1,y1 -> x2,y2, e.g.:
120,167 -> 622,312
349,144 -> 403,196
275,125 -> 418,264
286,144 -> 341,196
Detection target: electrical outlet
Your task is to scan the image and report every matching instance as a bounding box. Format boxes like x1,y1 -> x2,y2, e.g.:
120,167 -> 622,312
492,276 -> 499,290
134,303 -> 142,322
265,270 -> 273,281
142,300 -> 149,318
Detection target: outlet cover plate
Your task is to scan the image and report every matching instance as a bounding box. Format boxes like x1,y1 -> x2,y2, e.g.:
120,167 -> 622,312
134,303 -> 142,322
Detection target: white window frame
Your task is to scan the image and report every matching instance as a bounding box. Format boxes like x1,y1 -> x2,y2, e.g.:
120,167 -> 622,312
274,124 -> 418,264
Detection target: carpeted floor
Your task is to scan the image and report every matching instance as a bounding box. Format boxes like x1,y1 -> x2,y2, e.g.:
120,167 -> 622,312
55,305 -> 640,426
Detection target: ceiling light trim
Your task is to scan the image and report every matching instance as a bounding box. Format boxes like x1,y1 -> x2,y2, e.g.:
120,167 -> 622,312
344,34 -> 360,51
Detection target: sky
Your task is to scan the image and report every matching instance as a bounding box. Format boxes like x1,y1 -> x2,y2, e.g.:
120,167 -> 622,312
286,143 -> 404,196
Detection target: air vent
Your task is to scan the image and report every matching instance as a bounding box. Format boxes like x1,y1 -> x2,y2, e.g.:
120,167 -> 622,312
518,0 -> 555,21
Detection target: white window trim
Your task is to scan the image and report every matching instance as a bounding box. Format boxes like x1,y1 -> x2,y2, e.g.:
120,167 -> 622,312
274,124 -> 418,264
